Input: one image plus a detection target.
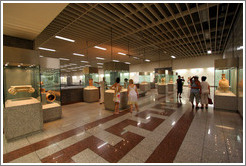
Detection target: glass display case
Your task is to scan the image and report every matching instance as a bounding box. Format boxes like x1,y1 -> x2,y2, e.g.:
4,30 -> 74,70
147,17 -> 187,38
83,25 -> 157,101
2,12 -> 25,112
3,64 -> 41,108
84,73 -> 99,87
104,70 -> 129,87
157,74 -> 166,85
166,74 -> 174,84
139,74 -> 150,83
214,67 -> 237,96
40,68 -> 61,107
238,68 -> 243,97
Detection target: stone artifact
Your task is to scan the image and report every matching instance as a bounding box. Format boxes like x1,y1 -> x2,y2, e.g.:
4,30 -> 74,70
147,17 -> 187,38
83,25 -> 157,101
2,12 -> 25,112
161,77 -> 166,84
8,85 -> 35,95
218,74 -> 230,92
169,78 -> 173,83
89,78 -> 93,86
46,90 -> 56,102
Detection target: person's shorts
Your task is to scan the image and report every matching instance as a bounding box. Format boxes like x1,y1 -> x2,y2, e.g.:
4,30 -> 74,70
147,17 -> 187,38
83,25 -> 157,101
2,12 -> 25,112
189,92 -> 200,102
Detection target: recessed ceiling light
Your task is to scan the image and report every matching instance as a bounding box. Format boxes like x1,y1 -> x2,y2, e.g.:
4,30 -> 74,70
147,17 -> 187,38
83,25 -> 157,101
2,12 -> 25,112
98,66 -> 103,68
59,58 -> 70,61
38,47 -> 56,52
97,63 -> 103,65
94,46 -> 107,50
17,65 -> 21,67
73,53 -> 84,56
164,51 -> 167,54
171,56 -> 176,59
72,70 -> 77,71
125,62 -> 131,64
39,55 -> 44,57
145,59 -> 150,62
85,65 -> 91,67
133,57 -> 140,60
207,50 -> 212,54
118,52 -> 126,55
96,57 -> 105,60
69,63 -> 77,65
112,60 -> 120,62
55,35 -> 75,42
237,46 -> 243,50
5,62 -> 9,67
81,61 -> 89,63
79,69 -> 83,70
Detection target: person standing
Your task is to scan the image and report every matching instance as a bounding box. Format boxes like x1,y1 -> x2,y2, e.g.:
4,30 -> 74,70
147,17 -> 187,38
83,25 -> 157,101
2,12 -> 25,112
124,78 -> 129,89
189,76 -> 201,108
176,75 -> 184,98
127,79 -> 139,113
95,77 -> 107,104
200,76 -> 210,109
110,77 -> 122,114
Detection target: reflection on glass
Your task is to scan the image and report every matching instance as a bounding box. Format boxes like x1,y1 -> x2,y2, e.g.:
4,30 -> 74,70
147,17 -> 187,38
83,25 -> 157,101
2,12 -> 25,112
238,68 -> 243,97
40,69 -> 61,106
3,65 -> 41,108
139,75 -> 150,83
104,70 -> 129,87
84,73 -> 99,87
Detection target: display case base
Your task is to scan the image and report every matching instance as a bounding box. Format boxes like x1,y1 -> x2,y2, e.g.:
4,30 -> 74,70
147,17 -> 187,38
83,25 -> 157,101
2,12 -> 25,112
168,83 -> 174,92
43,103 -> 62,122
83,88 -> 99,103
4,98 -> 43,141
140,83 -> 150,91
158,84 -> 167,94
104,89 -> 128,111
214,92 -> 237,111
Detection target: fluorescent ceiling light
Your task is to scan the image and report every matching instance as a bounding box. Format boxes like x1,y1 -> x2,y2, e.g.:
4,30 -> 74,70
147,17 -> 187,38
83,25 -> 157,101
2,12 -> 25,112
17,65 -> 21,67
96,57 -> 105,60
98,66 -> 103,68
118,52 -> 126,55
39,55 -> 44,57
85,65 -> 91,67
112,60 -> 120,62
237,46 -> 243,50
69,63 -> 77,65
59,58 -> 70,61
81,61 -> 89,63
171,56 -> 176,59
145,59 -> 150,62
133,56 -> 139,60
38,47 -> 56,52
125,62 -> 131,64
94,46 -> 107,50
72,70 -> 77,71
97,63 -> 103,65
207,50 -> 212,54
73,53 -> 84,56
55,35 -> 75,42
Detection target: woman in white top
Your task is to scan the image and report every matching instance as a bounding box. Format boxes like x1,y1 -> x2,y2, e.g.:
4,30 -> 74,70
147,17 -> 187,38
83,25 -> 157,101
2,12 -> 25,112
200,76 -> 210,109
127,79 -> 139,113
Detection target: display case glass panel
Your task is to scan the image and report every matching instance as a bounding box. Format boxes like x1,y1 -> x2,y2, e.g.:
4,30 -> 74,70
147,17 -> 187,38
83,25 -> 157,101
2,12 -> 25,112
3,64 -> 41,108
84,73 -> 99,87
157,74 -> 166,85
61,76 -> 67,85
238,68 -> 243,97
104,70 -> 129,87
214,67 -> 237,95
139,75 -> 150,83
166,75 -> 174,84
40,68 -> 61,106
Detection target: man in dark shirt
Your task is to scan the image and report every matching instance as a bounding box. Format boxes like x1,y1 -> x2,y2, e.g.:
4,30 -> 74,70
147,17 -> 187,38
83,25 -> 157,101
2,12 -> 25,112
177,75 -> 184,98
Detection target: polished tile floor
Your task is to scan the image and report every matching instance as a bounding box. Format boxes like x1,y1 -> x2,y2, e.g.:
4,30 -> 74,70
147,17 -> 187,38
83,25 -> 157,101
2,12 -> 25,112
3,87 -> 243,163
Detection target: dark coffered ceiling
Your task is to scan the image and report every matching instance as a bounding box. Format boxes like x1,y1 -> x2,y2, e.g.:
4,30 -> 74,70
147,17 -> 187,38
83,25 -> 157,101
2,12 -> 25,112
34,3 -> 242,71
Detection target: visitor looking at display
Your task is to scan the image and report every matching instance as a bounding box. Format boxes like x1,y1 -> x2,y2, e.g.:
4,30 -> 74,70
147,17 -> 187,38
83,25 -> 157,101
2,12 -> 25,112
110,77 -> 122,114
95,77 -> 107,104
200,76 -> 210,109
189,76 -> 201,109
127,79 -> 139,113
176,75 -> 184,98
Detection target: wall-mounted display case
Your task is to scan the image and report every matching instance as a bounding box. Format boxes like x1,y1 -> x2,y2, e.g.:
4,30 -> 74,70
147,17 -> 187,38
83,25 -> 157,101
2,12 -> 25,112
105,70 -> 129,87
3,46 -> 43,140
214,58 -> 238,111
139,72 -> 151,91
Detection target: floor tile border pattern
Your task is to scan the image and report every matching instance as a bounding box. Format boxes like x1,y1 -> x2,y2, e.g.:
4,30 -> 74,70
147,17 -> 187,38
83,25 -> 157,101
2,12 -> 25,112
146,108 -> 196,163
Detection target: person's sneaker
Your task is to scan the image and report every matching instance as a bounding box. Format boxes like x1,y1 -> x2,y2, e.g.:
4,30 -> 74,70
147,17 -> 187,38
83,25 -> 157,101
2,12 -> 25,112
205,106 -> 208,109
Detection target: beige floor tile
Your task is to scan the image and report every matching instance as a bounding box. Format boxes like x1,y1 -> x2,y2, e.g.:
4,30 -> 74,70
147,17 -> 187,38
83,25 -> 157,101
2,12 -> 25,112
26,132 -> 49,144
71,148 -> 99,163
56,137 -> 78,149
35,143 -> 61,160
70,131 -> 91,142
10,152 -> 41,163
5,137 -> 30,153
118,154 -> 144,163
127,144 -> 153,162
124,125 -> 151,137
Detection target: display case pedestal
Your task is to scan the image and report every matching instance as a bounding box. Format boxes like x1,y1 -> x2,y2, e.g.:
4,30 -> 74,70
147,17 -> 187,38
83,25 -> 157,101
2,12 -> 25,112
158,84 -> 167,94
3,98 -> 43,141
214,91 -> 237,111
83,87 -> 99,102
43,103 -> 62,122
168,83 -> 174,92
140,83 -> 150,91
104,89 -> 128,111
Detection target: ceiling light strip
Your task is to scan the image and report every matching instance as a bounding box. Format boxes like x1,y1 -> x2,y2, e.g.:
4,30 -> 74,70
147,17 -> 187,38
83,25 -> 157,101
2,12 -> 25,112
94,46 -> 107,50
38,47 -> 56,52
55,36 -> 75,42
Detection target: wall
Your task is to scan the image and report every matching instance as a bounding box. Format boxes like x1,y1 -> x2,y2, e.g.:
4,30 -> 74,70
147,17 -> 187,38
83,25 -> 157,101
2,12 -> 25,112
222,6 -> 243,116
